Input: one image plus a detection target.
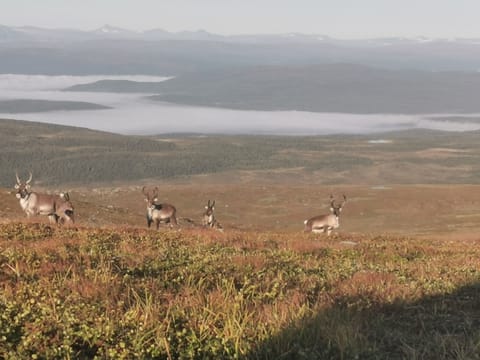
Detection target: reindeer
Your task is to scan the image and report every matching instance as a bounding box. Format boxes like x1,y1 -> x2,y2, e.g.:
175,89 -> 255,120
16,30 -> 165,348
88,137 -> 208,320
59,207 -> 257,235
14,172 -> 75,224
304,195 -> 346,235
142,186 -> 177,229
202,200 -> 223,231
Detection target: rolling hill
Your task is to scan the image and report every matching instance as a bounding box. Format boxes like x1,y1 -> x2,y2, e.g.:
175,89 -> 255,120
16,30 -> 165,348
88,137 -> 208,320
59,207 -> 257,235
2,119 -> 480,188
64,64 -> 480,114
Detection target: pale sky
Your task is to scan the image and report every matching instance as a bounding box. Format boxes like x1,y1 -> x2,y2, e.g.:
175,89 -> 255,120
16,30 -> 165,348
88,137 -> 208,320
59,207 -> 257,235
0,0 -> 478,39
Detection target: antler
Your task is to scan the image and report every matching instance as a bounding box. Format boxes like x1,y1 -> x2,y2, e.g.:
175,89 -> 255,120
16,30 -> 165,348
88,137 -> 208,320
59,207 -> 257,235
212,200 -> 215,208
330,194 -> 335,207
142,186 -> 149,196
26,172 -> 33,185
329,194 -> 347,207
207,199 -> 211,207
15,171 -> 21,184
153,187 -> 159,197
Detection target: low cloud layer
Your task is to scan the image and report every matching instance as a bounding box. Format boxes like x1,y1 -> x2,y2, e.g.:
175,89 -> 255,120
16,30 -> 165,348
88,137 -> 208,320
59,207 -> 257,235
1,74 -> 479,135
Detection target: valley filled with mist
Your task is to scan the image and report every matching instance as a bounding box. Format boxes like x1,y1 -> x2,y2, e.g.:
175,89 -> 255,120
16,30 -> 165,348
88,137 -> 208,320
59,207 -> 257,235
2,26 -> 480,136
2,73 -> 480,135
2,25 -> 480,187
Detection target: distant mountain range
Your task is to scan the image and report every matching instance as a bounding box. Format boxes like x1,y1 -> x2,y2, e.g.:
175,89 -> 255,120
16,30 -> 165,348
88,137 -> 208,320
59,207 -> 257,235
1,24 -> 480,75
2,24 -> 480,46
3,24 -> 480,116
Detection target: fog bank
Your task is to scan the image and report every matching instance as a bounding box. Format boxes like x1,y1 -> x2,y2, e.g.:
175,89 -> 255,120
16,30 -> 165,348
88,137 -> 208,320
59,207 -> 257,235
1,74 -> 479,135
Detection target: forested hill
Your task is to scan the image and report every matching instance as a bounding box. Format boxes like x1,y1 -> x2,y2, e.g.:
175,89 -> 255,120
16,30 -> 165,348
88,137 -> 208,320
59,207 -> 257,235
3,119 -> 480,187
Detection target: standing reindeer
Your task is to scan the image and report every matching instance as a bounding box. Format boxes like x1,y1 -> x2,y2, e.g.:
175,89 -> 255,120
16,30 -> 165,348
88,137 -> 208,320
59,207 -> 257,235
14,172 -> 75,224
142,186 -> 177,229
304,195 -> 347,235
202,200 -> 223,231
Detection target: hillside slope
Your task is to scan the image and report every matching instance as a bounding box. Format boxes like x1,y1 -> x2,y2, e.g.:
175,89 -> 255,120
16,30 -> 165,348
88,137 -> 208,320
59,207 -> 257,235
3,119 -> 480,187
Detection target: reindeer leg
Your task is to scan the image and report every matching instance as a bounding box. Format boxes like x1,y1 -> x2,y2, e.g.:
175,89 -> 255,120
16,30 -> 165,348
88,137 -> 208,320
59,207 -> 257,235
215,222 -> 224,232
48,214 -> 58,224
65,210 -> 75,224
312,226 -> 324,234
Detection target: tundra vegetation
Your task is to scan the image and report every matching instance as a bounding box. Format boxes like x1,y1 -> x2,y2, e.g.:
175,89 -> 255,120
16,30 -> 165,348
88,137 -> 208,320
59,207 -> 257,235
3,119 -> 480,187
0,223 -> 479,359
2,119 -> 480,358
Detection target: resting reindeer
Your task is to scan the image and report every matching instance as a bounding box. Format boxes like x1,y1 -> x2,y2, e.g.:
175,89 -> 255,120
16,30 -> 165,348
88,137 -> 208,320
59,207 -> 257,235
14,172 -> 75,224
202,200 -> 223,231
142,186 -> 177,229
304,195 -> 346,235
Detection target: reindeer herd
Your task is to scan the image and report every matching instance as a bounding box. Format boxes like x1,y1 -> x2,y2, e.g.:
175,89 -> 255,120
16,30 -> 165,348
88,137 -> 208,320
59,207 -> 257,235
14,172 -> 347,235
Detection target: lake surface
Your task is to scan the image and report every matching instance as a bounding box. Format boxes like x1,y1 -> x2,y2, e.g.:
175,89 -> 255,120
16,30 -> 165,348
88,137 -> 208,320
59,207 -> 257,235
1,74 -> 480,135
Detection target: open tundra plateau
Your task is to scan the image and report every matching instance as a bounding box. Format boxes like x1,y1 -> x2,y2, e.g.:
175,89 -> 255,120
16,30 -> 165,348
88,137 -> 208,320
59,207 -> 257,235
1,119 -> 480,358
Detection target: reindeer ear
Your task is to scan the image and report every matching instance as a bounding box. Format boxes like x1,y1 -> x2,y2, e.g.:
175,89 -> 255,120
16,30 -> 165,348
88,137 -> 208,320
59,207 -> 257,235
14,184 -> 19,189
205,205 -> 208,209
25,184 -> 31,190
330,207 -> 334,213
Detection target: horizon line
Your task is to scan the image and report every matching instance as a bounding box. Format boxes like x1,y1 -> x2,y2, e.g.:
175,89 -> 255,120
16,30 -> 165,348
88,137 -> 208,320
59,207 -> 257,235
2,23 -> 480,41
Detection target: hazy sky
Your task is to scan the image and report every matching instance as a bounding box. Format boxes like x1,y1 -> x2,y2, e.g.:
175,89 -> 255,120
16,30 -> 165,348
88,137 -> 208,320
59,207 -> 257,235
1,0 -> 479,39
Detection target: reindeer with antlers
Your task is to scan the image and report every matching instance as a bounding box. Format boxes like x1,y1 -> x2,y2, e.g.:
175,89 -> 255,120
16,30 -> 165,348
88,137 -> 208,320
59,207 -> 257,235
304,194 -> 347,235
14,172 -> 75,224
142,186 -> 177,229
202,200 -> 223,231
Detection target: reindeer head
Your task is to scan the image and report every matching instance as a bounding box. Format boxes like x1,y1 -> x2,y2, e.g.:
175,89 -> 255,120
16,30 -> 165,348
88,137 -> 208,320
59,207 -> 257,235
203,200 -> 218,227
329,194 -> 347,217
204,200 -> 215,216
142,186 -> 160,209
14,172 -> 33,199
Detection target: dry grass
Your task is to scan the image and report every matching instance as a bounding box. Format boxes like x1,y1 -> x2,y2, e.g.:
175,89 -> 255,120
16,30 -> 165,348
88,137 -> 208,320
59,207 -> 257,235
0,221 -> 479,358
2,183 -> 480,358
